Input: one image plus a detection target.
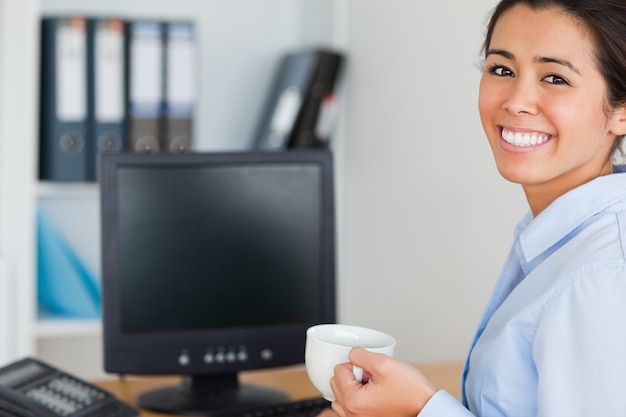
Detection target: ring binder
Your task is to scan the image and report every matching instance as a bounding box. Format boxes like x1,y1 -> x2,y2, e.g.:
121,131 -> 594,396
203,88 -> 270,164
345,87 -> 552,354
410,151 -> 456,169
163,21 -> 195,152
253,48 -> 345,151
39,17 -> 89,182
125,21 -> 164,153
86,17 -> 126,181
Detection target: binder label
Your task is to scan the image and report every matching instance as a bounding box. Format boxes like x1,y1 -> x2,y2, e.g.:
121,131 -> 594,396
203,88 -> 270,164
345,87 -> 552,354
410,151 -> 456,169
56,18 -> 87,122
95,20 -> 125,122
129,23 -> 163,117
315,93 -> 339,141
269,86 -> 302,146
166,23 -> 195,118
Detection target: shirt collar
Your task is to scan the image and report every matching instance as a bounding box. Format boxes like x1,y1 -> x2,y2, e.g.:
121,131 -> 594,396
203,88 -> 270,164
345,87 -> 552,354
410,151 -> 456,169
517,172 -> 626,262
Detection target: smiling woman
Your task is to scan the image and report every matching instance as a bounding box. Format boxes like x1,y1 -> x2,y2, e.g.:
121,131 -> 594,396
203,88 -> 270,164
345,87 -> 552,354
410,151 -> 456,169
317,1 -> 626,417
479,2 -> 626,216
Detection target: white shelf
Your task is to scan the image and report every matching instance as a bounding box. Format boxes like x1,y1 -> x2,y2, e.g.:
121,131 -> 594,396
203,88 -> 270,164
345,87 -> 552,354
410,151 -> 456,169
36,316 -> 102,339
37,182 -> 99,198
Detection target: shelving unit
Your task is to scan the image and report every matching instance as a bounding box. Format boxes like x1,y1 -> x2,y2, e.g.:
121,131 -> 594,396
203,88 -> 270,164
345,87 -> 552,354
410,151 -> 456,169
0,0 -> 343,380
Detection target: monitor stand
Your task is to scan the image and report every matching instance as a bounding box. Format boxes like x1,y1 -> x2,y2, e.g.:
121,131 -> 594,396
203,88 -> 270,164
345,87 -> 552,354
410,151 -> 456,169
137,372 -> 291,415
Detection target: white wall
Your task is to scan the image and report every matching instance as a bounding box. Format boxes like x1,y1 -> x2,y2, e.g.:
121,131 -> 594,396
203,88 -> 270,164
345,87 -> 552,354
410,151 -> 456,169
0,0 -> 39,364
335,0 -> 528,363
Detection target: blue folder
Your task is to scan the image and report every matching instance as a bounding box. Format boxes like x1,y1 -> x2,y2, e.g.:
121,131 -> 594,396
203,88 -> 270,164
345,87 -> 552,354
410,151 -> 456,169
37,209 -> 100,318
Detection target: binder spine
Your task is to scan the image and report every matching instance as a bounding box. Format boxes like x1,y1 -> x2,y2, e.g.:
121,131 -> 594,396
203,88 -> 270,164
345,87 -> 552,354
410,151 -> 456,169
252,48 -> 344,151
86,18 -> 126,181
39,17 -> 89,182
163,22 -> 195,153
125,21 -> 164,153
253,51 -> 316,150
288,50 -> 344,149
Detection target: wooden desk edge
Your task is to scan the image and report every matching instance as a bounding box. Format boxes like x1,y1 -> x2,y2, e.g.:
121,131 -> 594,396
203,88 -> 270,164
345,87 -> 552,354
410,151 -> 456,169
94,362 -> 463,417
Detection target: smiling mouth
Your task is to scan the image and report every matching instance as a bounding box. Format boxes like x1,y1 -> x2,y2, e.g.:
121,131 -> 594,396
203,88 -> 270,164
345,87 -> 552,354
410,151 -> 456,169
501,127 -> 551,147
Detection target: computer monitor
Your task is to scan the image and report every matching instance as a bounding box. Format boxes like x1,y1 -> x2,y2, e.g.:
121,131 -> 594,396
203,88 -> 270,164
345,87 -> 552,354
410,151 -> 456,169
99,150 -> 336,415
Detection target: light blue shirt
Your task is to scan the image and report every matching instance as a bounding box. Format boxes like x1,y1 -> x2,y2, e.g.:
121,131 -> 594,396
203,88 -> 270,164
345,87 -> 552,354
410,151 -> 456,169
420,171 -> 626,416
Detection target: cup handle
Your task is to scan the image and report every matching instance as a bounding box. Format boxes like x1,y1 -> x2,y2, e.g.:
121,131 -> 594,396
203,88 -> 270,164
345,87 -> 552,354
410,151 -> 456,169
352,365 -> 363,382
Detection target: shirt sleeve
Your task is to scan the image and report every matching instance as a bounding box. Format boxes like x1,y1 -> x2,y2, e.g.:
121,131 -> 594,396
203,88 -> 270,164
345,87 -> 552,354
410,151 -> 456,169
418,390 -> 475,417
533,266 -> 626,415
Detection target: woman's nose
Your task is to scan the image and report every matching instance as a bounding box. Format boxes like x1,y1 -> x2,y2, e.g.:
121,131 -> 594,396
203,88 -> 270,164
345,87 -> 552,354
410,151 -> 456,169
502,78 -> 539,115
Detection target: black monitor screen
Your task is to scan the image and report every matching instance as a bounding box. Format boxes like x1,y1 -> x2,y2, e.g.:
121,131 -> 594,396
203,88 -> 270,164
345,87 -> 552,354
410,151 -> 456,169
100,150 -> 335,415
118,164 -> 322,334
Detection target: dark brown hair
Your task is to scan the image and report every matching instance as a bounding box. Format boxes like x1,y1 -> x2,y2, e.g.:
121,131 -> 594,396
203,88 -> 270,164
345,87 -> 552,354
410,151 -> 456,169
483,0 -> 626,161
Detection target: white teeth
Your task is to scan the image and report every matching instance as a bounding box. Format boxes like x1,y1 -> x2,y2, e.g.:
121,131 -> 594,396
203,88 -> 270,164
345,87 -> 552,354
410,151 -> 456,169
502,128 -> 549,147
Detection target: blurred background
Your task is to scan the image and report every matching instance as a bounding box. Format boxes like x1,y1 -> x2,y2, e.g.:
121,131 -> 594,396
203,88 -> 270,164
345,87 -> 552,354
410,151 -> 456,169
0,0 -> 527,380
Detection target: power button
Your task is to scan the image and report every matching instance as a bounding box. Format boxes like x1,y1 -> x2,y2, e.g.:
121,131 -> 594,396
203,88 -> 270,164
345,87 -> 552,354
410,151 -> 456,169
260,349 -> 273,361
179,351 -> 191,366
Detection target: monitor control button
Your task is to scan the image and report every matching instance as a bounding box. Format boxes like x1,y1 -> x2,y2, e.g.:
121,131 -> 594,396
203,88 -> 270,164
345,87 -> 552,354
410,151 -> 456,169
237,350 -> 248,362
215,351 -> 226,363
226,351 -> 237,363
204,352 -> 214,364
178,352 -> 190,366
260,349 -> 273,361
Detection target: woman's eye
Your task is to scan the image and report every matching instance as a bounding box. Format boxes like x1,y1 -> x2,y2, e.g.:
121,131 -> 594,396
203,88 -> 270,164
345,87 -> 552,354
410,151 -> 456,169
487,65 -> 514,77
543,74 -> 570,85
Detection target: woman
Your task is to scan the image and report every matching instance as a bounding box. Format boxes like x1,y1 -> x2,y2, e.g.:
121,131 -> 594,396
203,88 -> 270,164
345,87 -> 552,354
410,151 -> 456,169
323,0 -> 626,415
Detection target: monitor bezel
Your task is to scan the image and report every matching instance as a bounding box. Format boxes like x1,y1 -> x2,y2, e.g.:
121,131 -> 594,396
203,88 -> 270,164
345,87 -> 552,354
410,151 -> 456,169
100,150 -> 336,376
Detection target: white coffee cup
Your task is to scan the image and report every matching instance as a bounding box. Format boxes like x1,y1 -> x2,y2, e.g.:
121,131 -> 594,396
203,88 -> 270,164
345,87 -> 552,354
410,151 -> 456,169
305,324 -> 396,401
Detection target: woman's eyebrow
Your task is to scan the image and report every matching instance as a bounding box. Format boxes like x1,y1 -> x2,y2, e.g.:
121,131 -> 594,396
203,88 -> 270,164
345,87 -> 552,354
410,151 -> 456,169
486,48 -> 513,59
536,56 -> 581,74
486,48 -> 581,75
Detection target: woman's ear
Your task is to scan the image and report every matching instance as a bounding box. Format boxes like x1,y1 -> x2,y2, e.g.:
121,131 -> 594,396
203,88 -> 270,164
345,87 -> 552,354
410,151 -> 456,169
610,106 -> 626,136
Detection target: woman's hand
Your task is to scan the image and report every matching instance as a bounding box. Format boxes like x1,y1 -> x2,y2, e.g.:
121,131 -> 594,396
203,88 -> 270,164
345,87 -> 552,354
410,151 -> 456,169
329,347 -> 436,417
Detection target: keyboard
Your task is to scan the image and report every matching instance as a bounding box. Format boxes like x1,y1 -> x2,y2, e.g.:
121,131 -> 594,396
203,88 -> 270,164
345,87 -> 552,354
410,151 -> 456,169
215,397 -> 331,417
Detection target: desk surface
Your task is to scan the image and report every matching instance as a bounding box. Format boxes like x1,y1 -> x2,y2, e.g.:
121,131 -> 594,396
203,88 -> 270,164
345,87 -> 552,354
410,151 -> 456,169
94,362 -> 463,417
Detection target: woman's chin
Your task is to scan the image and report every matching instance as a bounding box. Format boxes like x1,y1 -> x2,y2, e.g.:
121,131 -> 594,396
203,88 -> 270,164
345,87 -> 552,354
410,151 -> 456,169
495,164 -> 537,185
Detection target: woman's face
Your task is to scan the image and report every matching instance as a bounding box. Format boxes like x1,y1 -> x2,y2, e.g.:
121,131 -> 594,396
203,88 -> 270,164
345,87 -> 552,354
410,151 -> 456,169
478,4 -> 626,211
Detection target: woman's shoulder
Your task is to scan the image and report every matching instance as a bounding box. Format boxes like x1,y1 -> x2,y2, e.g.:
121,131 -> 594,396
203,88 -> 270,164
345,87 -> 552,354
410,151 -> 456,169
521,209 -> 626,309
555,209 -> 626,268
